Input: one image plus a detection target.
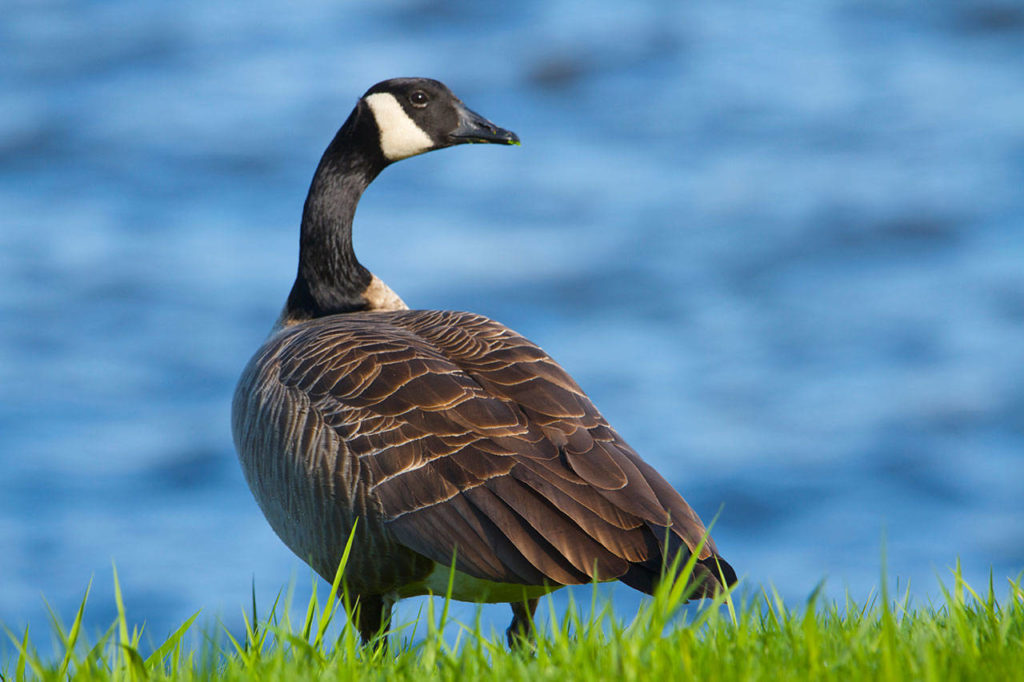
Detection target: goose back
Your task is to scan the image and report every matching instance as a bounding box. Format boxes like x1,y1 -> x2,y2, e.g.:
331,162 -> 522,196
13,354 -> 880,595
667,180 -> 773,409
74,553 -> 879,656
232,309 -> 734,598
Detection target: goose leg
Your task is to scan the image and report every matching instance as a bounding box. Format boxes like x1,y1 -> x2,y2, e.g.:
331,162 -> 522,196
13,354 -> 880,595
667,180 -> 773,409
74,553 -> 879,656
354,594 -> 394,649
506,598 -> 539,649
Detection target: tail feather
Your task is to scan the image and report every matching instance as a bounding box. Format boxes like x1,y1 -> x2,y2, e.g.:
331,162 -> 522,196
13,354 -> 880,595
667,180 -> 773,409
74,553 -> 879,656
619,524 -> 737,598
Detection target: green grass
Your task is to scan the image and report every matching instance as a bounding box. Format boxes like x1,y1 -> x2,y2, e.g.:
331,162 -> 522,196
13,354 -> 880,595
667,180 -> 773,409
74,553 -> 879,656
3,559 -> 1023,682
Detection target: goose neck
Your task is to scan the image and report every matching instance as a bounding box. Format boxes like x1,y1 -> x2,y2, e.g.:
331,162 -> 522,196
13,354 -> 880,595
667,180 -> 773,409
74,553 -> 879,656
285,107 -> 388,321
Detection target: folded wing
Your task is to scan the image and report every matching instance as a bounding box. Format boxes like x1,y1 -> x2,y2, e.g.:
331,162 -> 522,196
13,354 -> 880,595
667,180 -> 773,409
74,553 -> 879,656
271,310 -> 735,594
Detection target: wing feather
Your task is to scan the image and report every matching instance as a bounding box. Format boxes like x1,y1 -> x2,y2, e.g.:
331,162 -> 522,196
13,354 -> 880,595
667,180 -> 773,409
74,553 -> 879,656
265,310 -> 730,593
461,486 -> 589,584
484,476 -> 630,578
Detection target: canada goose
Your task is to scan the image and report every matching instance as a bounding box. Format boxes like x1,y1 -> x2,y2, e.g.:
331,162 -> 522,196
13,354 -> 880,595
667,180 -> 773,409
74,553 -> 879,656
232,77 -> 736,648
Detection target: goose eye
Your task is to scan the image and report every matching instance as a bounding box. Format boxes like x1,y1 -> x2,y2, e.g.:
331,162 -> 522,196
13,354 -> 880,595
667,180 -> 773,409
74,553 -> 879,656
409,90 -> 429,108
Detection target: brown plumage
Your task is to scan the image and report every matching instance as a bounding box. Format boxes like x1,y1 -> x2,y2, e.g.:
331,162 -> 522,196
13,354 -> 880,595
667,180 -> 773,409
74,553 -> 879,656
232,78 -> 735,648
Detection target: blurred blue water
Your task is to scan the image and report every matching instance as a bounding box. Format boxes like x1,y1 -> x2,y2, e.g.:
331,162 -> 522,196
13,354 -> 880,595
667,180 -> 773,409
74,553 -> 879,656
2,0 -> 1024,648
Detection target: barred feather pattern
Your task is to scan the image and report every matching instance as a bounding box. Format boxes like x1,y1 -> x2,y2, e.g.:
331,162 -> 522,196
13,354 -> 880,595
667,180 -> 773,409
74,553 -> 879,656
232,309 -> 734,598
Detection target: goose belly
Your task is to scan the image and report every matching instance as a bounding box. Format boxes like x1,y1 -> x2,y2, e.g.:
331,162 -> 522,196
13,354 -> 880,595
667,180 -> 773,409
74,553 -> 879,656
398,563 -> 564,603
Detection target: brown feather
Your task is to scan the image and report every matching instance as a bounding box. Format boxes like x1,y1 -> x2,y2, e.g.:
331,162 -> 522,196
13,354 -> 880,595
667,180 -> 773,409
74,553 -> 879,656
387,496 -> 525,583
484,476 -> 630,579
235,308 -> 732,604
462,485 -> 590,585
509,465 -> 653,562
510,460 -> 640,530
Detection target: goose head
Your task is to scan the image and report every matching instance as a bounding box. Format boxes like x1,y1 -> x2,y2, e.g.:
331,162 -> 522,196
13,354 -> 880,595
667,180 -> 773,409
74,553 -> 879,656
361,78 -> 519,163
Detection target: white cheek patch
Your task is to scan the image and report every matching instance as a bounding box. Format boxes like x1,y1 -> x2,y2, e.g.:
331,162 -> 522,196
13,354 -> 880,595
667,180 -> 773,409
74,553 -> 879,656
364,92 -> 435,161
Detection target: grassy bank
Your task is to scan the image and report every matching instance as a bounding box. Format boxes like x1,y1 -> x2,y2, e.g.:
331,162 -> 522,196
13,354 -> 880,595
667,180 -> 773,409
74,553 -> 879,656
3,561 -> 1023,682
